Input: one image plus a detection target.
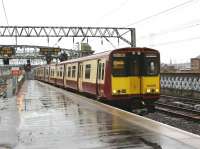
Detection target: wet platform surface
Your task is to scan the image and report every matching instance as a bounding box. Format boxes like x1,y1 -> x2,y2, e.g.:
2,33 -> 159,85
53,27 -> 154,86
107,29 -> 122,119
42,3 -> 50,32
0,80 -> 200,149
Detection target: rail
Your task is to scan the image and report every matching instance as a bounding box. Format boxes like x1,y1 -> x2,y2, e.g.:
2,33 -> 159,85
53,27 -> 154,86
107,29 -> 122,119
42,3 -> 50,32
155,102 -> 200,121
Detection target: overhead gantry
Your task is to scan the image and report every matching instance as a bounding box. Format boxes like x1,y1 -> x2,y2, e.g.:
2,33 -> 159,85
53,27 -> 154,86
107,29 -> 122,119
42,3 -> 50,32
0,26 -> 136,64
0,26 -> 136,47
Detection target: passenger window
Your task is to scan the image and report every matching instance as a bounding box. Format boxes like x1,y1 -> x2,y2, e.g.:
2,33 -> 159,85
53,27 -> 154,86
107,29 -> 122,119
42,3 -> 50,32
85,64 -> 91,79
102,63 -> 104,80
68,67 -> 71,77
60,67 -> 63,77
72,66 -> 76,78
98,63 -> 102,80
57,71 -> 59,77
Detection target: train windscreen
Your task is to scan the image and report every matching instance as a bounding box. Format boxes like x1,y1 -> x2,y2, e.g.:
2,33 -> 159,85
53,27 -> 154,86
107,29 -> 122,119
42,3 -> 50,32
112,51 -> 159,76
143,53 -> 159,76
112,52 -> 140,76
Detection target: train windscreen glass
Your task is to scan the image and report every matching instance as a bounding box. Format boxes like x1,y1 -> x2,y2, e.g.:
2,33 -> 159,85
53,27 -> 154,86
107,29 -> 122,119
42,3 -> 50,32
112,53 -> 127,76
112,52 -> 140,76
144,54 -> 159,75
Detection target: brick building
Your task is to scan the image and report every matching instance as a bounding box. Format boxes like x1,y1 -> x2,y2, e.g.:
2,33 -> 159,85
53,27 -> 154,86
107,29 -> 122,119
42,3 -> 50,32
191,56 -> 200,72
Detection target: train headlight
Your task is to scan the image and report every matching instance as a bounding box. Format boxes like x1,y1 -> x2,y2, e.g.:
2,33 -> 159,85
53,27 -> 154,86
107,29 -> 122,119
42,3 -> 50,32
147,89 -> 151,93
156,89 -> 159,93
113,90 -> 117,94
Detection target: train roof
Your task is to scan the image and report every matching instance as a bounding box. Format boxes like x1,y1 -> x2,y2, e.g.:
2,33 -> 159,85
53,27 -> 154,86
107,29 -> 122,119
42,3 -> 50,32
59,47 -> 158,65
59,50 -> 112,64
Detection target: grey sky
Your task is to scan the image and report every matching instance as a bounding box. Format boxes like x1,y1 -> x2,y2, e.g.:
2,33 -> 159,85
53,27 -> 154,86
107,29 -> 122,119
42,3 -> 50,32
1,0 -> 200,63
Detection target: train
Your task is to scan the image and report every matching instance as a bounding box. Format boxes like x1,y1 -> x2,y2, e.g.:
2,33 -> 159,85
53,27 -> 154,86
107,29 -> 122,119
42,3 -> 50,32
34,47 -> 160,112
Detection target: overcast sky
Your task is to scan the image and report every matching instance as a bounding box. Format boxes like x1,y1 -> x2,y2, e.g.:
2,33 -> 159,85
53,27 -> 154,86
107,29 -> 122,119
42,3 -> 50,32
1,0 -> 200,63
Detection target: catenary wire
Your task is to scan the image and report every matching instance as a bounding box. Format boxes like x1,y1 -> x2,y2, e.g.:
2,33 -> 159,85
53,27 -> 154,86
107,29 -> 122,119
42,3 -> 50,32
151,36 -> 200,46
126,0 -> 197,27
1,0 -> 9,26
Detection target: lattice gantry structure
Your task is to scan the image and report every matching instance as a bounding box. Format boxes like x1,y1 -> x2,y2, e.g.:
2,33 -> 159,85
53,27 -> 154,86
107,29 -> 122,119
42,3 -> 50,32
0,26 -> 136,47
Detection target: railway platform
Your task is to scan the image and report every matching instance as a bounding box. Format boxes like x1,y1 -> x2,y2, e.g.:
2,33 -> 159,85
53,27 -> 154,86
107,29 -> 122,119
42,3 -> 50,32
0,80 -> 200,149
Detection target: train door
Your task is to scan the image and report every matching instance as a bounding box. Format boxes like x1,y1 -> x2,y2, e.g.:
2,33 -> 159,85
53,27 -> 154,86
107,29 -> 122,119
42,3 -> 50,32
78,63 -> 83,91
97,60 -> 104,96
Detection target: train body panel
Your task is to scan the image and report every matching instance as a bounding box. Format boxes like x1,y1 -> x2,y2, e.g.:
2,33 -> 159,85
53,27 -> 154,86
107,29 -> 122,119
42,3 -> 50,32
81,59 -> 98,95
64,62 -> 78,90
55,64 -> 64,87
141,76 -> 160,94
44,65 -> 50,82
49,64 -> 56,84
111,76 -> 140,95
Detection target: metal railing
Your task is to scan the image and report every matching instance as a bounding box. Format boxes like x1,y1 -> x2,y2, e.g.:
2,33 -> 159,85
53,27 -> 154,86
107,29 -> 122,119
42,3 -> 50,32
161,73 -> 200,98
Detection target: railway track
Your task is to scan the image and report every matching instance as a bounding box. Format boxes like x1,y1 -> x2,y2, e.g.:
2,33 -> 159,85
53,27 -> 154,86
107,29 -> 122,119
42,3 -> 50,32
155,102 -> 200,122
161,95 -> 200,105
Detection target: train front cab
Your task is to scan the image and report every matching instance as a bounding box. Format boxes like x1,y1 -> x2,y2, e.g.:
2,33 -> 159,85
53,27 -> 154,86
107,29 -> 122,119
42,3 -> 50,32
110,48 -> 160,111
140,50 -> 160,111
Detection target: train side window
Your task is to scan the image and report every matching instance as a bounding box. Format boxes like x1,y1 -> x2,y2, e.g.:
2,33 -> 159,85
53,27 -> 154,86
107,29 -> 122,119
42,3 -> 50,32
72,66 -> 76,78
65,65 -> 68,77
85,64 -> 91,79
79,65 -> 83,77
60,67 -> 63,77
68,66 -> 71,77
102,63 -> 104,80
57,70 -> 59,77
98,63 -> 102,80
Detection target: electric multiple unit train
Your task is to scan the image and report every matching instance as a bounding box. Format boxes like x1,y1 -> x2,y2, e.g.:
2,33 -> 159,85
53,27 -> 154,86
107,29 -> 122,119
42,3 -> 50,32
34,47 -> 160,111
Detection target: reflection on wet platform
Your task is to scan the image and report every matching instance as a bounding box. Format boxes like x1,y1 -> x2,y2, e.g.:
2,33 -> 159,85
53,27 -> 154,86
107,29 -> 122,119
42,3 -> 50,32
1,80 -> 199,149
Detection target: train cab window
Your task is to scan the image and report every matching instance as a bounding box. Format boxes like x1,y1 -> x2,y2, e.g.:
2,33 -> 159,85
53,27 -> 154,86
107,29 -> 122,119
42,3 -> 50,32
112,52 -> 140,76
112,60 -> 126,76
143,54 -> 159,76
72,66 -> 76,78
112,57 -> 127,76
146,60 -> 158,75
68,67 -> 71,77
85,64 -> 91,79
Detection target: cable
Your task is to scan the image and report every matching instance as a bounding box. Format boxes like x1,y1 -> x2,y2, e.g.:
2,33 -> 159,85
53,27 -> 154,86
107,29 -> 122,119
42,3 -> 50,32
126,0 -> 196,27
138,22 -> 200,39
103,37 -> 117,49
1,0 -> 9,26
53,37 -> 63,47
95,0 -> 129,25
151,36 -> 200,46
